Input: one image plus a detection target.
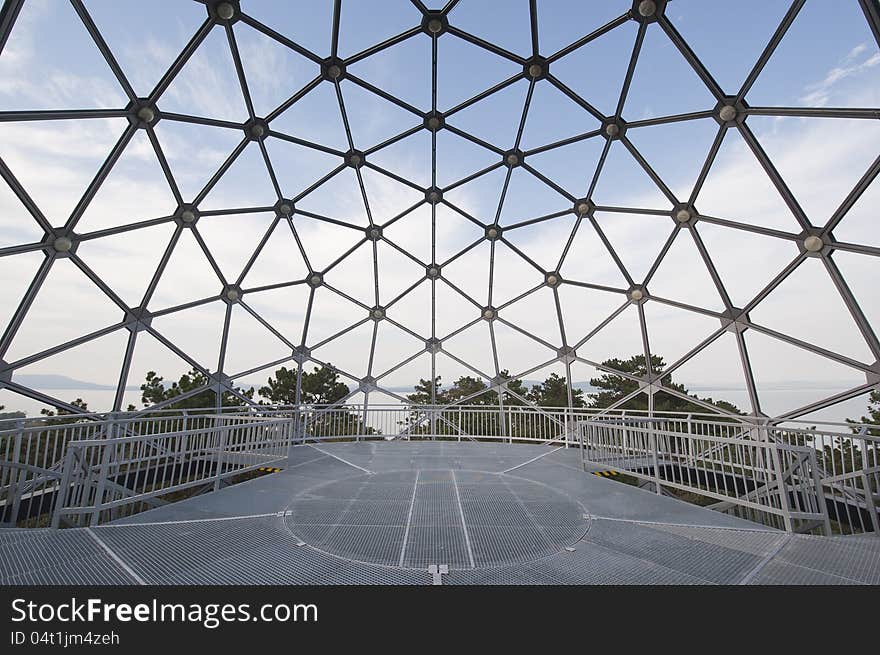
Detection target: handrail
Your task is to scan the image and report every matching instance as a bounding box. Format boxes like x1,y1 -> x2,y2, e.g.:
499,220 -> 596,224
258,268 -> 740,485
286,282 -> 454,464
5,403 -> 878,433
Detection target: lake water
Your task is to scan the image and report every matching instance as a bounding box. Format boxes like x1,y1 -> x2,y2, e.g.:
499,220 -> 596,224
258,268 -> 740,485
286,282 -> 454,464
1,386 -> 873,427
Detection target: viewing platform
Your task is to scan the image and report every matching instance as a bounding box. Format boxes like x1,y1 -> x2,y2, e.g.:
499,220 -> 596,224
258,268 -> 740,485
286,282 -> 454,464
2,437 -> 878,585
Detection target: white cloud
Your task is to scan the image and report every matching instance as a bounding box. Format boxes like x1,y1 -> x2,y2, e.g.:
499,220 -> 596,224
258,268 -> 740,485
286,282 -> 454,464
0,0 -> 125,110
799,42 -> 880,107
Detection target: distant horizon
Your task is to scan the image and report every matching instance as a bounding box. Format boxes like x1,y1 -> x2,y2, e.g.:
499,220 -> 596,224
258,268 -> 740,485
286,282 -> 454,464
11,372 -> 867,395
4,372 -> 873,425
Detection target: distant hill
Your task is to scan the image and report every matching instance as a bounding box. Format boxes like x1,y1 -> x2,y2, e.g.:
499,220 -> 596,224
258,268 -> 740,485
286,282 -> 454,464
13,374 -> 139,391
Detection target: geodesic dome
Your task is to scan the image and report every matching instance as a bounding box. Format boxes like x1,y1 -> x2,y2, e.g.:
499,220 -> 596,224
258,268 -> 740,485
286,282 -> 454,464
0,0 -> 879,421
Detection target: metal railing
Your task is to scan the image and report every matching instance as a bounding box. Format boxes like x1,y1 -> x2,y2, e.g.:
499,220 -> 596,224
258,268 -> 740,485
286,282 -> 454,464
288,404 -> 573,443
0,412 -> 292,528
576,415 -> 879,535
53,414 -> 292,527
770,423 -> 879,534
1,404 -> 877,534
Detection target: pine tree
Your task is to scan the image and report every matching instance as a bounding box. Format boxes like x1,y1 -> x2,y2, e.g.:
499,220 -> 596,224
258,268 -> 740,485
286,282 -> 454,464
527,373 -> 585,407
589,354 -> 742,415
139,368 -> 254,410
259,364 -> 349,405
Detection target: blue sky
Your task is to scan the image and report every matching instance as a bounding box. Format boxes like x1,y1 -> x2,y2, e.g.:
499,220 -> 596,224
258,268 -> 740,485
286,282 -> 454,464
1,0 -> 879,422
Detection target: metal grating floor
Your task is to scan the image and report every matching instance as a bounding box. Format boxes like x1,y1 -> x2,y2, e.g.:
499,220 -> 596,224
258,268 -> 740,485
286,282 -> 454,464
1,442 -> 878,585
284,469 -> 588,569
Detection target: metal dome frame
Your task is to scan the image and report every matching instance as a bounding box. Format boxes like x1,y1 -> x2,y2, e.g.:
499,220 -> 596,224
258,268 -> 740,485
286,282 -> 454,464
0,0 -> 879,425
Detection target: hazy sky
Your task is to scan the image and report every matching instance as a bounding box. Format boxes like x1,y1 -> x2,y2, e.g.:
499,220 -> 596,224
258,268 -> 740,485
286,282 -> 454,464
0,0 -> 879,421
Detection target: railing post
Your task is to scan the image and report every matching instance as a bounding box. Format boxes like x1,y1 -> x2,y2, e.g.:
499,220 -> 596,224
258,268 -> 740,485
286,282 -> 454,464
179,410 -> 189,468
359,398 -> 369,442
51,446 -> 77,529
650,425 -> 662,495
647,394 -> 661,495
858,436 -> 880,533
6,419 -> 25,526
685,414 -> 694,467
213,415 -> 229,492
805,448 -> 833,536
762,423 -> 795,532
285,406 -> 299,465
580,420 -> 587,471
89,412 -> 117,527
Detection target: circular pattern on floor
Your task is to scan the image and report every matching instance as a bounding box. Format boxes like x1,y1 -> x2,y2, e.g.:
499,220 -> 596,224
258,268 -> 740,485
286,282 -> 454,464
283,469 -> 589,569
